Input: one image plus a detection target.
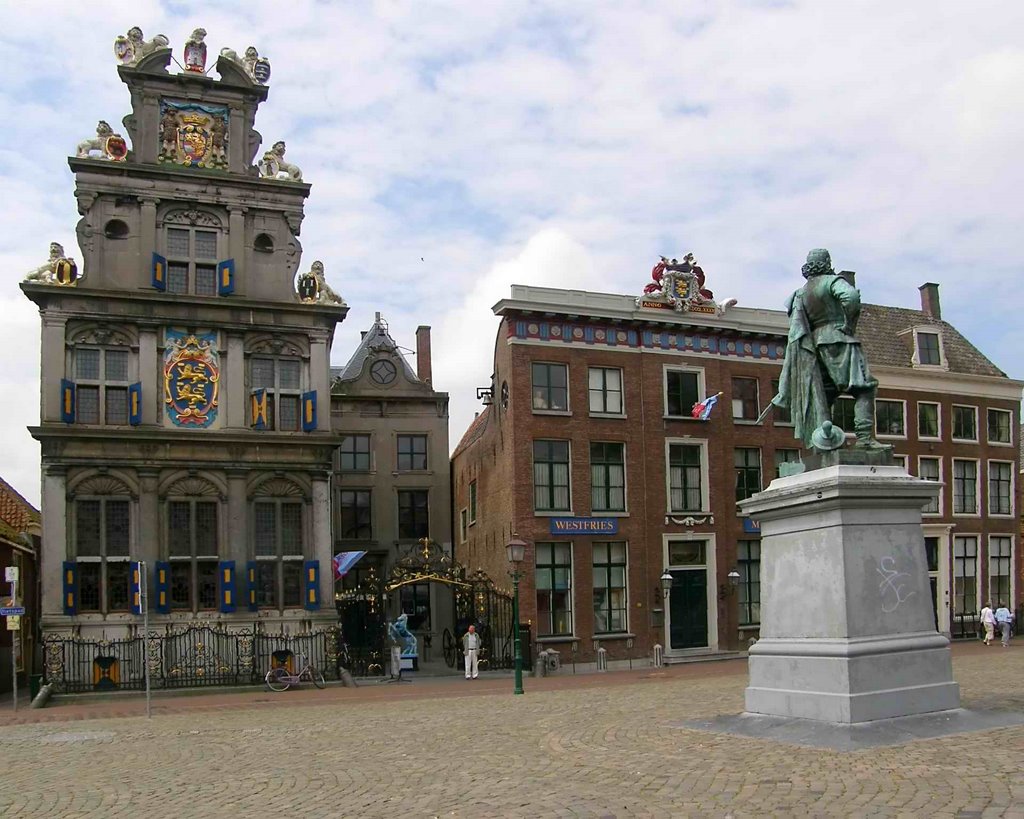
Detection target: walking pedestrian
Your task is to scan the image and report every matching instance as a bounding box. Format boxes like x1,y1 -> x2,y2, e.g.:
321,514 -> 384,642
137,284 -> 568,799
981,602 -> 996,645
462,624 -> 480,679
994,602 -> 1014,648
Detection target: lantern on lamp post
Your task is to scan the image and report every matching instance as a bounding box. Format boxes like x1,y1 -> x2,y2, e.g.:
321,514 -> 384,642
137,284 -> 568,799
506,535 -> 527,695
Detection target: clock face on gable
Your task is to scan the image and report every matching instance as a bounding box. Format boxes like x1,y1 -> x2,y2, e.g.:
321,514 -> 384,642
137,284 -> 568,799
370,359 -> 397,385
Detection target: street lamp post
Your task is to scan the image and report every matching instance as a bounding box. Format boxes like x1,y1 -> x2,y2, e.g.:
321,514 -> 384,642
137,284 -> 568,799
506,535 -> 527,695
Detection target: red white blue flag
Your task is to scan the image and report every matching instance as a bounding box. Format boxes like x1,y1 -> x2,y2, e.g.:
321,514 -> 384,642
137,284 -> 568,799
332,551 -> 367,580
691,392 -> 721,421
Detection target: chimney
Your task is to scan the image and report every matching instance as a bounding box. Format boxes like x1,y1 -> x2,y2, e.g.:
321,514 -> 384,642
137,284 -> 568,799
919,283 -> 941,320
415,325 -> 432,384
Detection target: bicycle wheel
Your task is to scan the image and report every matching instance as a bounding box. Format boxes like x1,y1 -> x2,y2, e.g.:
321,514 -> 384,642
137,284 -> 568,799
266,667 -> 291,692
311,667 -> 327,689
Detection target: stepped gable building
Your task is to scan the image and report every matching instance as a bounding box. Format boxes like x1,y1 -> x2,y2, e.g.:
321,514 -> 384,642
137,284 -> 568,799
0,477 -> 41,693
23,31 -> 348,640
451,258 -> 1021,668
329,315 -> 453,654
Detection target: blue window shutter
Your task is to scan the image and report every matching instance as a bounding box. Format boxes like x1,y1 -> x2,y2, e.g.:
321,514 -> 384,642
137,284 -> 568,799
130,562 -> 142,615
301,390 -> 317,432
246,560 -> 258,612
128,382 -> 142,426
219,560 -> 236,613
217,258 -> 235,296
60,379 -> 76,424
304,560 -> 320,610
251,389 -> 268,430
151,252 -> 167,291
155,561 -> 171,614
62,561 -> 77,616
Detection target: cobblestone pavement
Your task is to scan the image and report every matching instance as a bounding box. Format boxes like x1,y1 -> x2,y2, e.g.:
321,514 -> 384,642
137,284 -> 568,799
1,642 -> 1023,818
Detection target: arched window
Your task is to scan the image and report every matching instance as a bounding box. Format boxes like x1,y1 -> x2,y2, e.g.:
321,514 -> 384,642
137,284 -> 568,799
72,475 -> 133,614
252,477 -> 306,609
165,477 -> 221,611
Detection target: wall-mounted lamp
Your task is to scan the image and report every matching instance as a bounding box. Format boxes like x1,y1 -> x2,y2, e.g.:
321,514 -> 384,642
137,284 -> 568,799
718,568 -> 742,601
659,569 -> 673,599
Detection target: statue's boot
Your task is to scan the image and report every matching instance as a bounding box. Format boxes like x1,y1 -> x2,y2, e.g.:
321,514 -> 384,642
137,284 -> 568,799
852,392 -> 889,451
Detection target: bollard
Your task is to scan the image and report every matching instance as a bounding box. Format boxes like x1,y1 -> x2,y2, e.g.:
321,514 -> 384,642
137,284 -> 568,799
31,683 -> 53,709
652,643 -> 664,668
339,668 -> 358,688
596,646 -> 608,672
535,649 -> 549,678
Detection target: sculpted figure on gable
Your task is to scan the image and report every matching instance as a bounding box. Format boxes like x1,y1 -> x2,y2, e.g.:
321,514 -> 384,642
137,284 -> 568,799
259,140 -> 303,181
24,242 -> 79,286
114,26 -> 170,66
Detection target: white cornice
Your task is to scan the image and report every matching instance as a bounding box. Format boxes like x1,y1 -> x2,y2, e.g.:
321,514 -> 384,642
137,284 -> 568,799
872,366 -> 1024,401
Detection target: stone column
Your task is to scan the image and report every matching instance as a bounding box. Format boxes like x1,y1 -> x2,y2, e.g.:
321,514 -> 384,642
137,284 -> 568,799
226,470 -> 249,567
228,206 -> 246,294
40,315 -> 68,423
139,197 -> 158,286
139,328 -> 159,425
40,465 -> 68,623
311,473 -> 333,610
309,330 -> 329,428
739,464 -> 960,724
137,470 -> 160,567
226,333 -> 246,428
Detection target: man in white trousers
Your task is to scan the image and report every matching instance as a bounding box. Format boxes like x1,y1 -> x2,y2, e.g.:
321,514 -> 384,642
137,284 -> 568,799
462,624 -> 480,679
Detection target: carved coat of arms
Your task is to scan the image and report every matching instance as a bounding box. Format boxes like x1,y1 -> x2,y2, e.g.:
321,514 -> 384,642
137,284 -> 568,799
158,101 -> 229,170
296,271 -> 320,303
163,330 -> 219,427
636,254 -> 737,316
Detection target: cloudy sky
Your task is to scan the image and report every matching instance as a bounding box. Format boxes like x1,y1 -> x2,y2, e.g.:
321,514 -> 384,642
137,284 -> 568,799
2,1 -> 1022,506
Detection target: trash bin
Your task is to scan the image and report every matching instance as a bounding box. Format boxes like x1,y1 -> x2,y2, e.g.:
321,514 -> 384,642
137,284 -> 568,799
30,673 -> 43,700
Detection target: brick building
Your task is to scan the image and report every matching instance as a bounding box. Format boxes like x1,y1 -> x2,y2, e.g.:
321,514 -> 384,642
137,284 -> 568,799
0,477 -> 41,694
451,275 -> 1021,667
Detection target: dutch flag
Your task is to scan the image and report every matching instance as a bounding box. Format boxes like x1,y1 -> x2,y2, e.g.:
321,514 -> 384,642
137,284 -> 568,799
691,392 -> 722,421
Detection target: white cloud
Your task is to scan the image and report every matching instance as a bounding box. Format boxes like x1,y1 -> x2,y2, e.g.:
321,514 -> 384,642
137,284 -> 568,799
2,1 -> 1023,506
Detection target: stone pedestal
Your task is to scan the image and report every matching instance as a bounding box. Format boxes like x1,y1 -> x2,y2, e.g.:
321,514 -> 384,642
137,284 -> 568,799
739,465 -> 959,724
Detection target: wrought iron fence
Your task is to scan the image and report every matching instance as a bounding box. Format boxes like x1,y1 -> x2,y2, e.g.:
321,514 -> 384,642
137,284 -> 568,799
44,622 -> 349,694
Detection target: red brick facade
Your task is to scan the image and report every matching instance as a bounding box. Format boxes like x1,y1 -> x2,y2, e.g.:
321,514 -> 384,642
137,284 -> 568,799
452,284 -> 1021,666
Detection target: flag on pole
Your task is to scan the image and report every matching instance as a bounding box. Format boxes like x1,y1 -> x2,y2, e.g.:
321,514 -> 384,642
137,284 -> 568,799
332,551 -> 367,580
691,392 -> 722,421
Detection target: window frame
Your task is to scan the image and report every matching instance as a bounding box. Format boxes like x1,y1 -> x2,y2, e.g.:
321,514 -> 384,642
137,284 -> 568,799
917,401 -> 941,441
912,327 -> 946,369
531,361 -> 570,413
987,460 -> 1014,517
252,497 -> 306,610
590,441 -> 627,513
730,377 -> 760,422
986,408 -> 1013,446
339,434 -> 372,471
535,541 -> 573,637
164,222 -> 221,296
734,447 -> 762,504
918,455 -> 943,516
665,438 -> 710,515
533,439 -> 572,513
988,536 -> 1013,606
72,346 -> 133,426
397,489 -> 430,540
951,458 -> 979,516
951,405 -> 978,442
831,395 -> 856,432
338,489 -> 372,540
396,434 -> 428,472
952,534 -> 979,617
664,366 -> 705,419
592,541 -> 628,635
250,354 -> 304,432
588,366 -> 625,417
875,398 -> 907,439
74,496 -> 133,614
165,497 -> 220,612
737,539 -> 760,626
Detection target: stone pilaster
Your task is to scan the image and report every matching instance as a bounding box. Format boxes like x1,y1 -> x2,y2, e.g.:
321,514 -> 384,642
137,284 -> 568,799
40,315 -> 68,423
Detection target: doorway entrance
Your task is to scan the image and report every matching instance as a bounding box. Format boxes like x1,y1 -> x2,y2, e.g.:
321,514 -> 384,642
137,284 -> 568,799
664,537 -> 712,651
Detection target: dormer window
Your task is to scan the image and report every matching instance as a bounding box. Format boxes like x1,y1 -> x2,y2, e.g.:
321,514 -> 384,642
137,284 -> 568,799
152,209 -> 234,296
910,326 -> 947,369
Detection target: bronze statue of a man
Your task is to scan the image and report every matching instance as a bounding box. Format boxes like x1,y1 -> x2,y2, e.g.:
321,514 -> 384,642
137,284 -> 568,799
771,249 -> 884,451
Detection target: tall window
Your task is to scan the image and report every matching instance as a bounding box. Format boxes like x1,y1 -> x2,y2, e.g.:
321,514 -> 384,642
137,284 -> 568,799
531,362 -> 568,411
251,356 -> 302,431
533,440 -> 570,512
76,498 -> 131,613
987,409 -> 1011,444
340,435 -> 371,470
988,462 -> 1012,515
536,542 -> 572,636
875,400 -> 905,436
75,348 -> 130,425
734,448 -> 762,502
166,225 -> 219,295
668,443 -> 703,513
737,540 -> 760,626
339,490 -> 371,539
590,442 -> 625,512
592,542 -> 626,633
953,536 -> 977,616
589,367 -> 623,415
468,480 -> 478,524
832,396 -> 855,430
397,490 -> 429,538
731,377 -> 758,421
770,378 -> 791,424
459,509 -> 468,543
396,434 -> 427,471
774,449 -> 800,478
918,402 -> 940,439
989,537 -> 1012,605
952,460 -> 978,515
665,370 -> 700,417
916,331 -> 941,366
952,406 -> 977,441
919,457 -> 941,514
167,499 -> 218,611
254,499 -> 304,608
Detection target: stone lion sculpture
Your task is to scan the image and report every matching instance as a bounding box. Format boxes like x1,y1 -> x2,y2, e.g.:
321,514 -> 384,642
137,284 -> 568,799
220,45 -> 267,83
260,140 -> 303,181
24,243 -> 70,284
309,260 -> 345,305
114,26 -> 169,66
76,121 -> 115,158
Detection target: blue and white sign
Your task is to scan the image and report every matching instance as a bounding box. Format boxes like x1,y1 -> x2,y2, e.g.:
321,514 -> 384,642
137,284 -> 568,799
1,606 -> 25,617
742,517 -> 761,534
549,517 -> 619,536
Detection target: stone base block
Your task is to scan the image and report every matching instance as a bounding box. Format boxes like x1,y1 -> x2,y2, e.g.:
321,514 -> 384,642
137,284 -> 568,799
746,633 -> 960,723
